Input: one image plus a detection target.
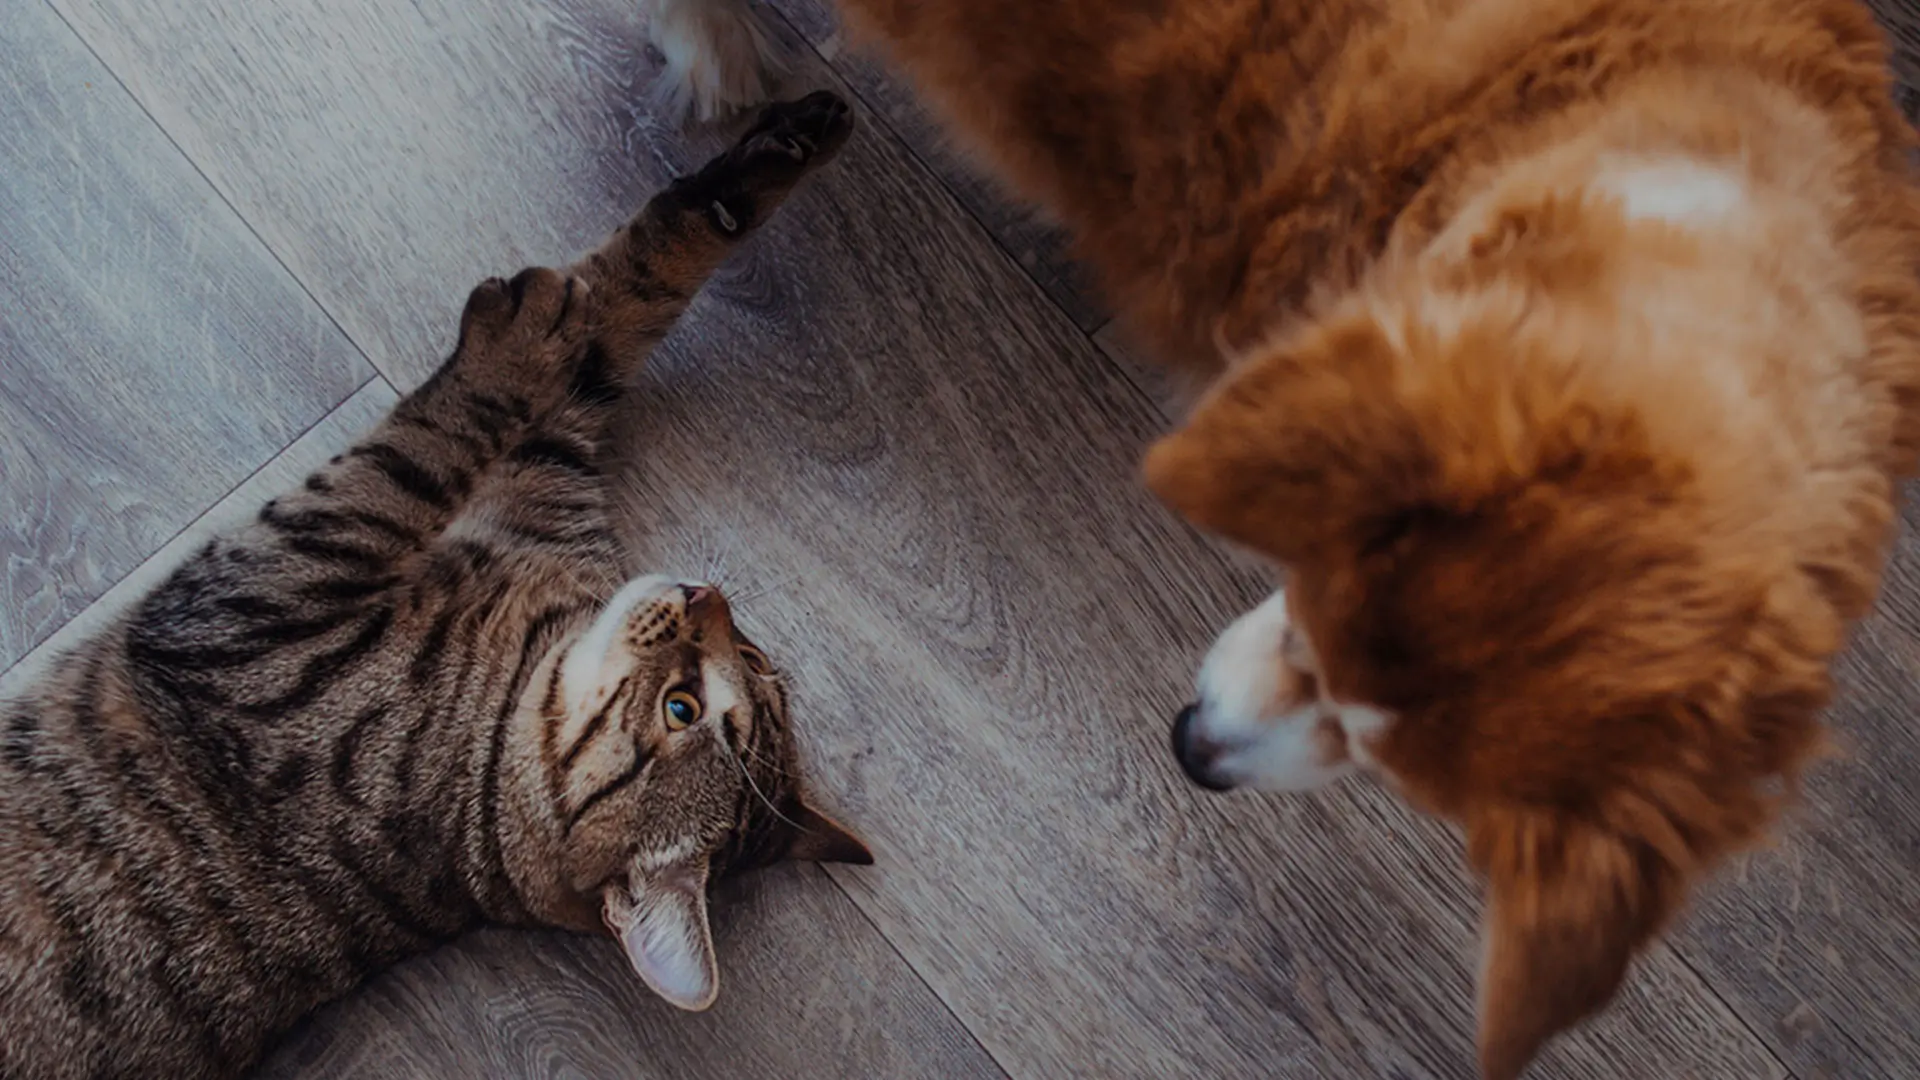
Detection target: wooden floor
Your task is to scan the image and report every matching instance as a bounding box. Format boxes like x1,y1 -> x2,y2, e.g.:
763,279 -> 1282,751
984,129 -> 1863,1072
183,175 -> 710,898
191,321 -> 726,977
6,0 -> 1920,1076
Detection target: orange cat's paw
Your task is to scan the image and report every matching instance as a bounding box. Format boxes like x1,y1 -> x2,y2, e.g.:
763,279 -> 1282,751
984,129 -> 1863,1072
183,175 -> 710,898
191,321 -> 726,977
641,0 -> 785,124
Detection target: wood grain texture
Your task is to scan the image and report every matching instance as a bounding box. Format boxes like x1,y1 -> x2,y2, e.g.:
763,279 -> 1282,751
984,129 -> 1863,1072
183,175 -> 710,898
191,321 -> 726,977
49,0 -> 686,389
258,865 -> 1004,1080
0,377 -> 394,700
759,0 -> 1108,332
0,0 -> 370,668
1863,0 -> 1920,120
1650,487 -> 1920,1080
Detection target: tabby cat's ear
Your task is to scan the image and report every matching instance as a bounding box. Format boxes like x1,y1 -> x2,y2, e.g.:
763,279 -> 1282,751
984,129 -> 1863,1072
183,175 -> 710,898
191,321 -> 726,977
604,858 -> 719,1011
782,800 -> 874,865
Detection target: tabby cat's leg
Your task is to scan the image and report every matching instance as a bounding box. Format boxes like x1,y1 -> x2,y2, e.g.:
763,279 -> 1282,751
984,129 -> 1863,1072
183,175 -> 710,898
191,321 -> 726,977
443,92 -> 854,555
258,268 -> 592,562
641,0 -> 785,123
562,90 -> 853,411
275,92 -> 849,563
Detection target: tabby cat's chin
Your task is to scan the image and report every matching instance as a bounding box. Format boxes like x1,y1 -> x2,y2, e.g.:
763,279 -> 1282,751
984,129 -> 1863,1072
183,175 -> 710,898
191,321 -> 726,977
558,573 -> 687,715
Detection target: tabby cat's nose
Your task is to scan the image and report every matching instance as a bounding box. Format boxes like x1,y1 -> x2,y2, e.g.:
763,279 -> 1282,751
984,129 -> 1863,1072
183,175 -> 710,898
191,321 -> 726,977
680,584 -> 729,623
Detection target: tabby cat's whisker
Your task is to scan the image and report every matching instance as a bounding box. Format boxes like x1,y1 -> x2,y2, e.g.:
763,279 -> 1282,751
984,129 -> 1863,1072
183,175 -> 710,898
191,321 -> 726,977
727,573 -> 796,609
738,738 -> 795,785
731,741 -> 802,832
701,528 -> 742,589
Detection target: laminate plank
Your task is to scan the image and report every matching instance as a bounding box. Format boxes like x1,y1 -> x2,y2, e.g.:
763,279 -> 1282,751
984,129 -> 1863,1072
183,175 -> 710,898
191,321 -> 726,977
48,0 -> 670,388
39,0 -> 1793,1076
1863,0 -> 1920,121
0,0 -> 370,668
258,866 -> 1005,1080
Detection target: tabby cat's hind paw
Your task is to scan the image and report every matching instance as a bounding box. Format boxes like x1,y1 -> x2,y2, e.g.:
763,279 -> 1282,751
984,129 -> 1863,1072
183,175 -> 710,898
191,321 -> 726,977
642,0 -> 786,124
734,90 -> 855,178
670,91 -> 855,235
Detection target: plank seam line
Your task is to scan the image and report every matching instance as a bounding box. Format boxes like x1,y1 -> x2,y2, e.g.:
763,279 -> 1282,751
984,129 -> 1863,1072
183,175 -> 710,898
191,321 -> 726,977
819,863 -> 1016,1080
39,0 -> 394,386
0,373 -> 384,686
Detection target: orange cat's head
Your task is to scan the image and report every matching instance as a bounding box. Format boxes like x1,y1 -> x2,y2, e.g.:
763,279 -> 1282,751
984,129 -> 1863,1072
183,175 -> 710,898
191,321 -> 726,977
1147,182 -> 1876,1074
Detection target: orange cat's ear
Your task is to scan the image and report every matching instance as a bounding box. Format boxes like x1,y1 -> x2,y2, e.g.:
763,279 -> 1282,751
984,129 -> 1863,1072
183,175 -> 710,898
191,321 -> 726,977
1468,802 -> 1682,1080
782,801 -> 874,865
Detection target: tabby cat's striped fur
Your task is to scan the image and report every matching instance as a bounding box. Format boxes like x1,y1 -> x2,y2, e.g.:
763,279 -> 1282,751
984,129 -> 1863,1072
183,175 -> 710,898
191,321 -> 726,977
0,92 -> 868,1080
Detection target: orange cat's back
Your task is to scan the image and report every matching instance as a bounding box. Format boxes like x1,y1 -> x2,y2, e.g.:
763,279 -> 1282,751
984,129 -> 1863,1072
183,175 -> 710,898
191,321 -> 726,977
643,1 -> 1920,1077
833,0 -> 1912,372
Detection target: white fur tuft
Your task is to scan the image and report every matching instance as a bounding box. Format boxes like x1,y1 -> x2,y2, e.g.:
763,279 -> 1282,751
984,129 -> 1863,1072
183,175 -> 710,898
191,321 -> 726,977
1187,588 -> 1387,791
640,0 -> 786,123
1593,156 -> 1748,228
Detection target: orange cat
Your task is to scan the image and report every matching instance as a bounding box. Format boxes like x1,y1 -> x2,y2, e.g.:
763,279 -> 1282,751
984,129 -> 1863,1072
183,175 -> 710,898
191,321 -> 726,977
646,1 -> 1920,1076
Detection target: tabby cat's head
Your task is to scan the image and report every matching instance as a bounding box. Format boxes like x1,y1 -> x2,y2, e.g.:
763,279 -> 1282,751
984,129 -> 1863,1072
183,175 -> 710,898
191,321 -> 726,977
511,574 -> 870,1011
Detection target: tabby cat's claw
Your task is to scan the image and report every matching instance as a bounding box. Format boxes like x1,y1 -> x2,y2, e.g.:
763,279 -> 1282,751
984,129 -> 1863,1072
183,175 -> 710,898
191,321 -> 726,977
665,90 -> 854,241
738,90 -> 854,170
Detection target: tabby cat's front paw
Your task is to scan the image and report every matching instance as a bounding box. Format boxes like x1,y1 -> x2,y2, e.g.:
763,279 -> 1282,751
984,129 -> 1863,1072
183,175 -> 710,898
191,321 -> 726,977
736,90 -> 855,173
454,267 -> 591,395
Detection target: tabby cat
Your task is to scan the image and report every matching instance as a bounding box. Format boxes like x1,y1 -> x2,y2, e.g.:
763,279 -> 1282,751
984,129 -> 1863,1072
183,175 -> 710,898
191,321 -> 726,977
0,91 -> 867,1080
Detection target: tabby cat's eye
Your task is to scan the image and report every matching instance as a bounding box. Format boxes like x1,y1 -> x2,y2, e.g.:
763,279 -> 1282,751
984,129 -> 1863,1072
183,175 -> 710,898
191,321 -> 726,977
663,689 -> 702,731
739,644 -> 773,676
